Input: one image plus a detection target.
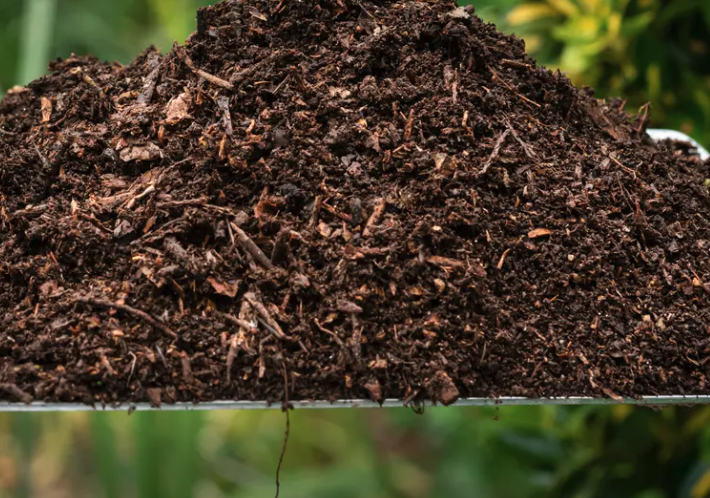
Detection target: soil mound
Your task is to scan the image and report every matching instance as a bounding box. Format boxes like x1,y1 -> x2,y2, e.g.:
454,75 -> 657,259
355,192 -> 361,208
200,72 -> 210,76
1,0 -> 709,406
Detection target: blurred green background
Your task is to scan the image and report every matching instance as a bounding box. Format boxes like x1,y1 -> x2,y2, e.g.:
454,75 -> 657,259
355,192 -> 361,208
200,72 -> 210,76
2,0 -> 710,497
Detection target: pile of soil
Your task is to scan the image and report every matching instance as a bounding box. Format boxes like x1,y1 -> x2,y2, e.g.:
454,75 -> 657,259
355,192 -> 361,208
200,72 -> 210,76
1,0 -> 709,408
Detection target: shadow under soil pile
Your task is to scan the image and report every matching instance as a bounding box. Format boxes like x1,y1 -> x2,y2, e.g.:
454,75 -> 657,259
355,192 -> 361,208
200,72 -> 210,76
1,0 -> 710,407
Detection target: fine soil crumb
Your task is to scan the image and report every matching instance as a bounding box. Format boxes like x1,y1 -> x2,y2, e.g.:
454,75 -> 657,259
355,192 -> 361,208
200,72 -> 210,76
1,0 -> 710,407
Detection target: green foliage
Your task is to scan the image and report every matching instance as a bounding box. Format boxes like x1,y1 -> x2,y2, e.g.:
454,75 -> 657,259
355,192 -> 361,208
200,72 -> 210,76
498,0 -> 710,144
3,406 -> 710,497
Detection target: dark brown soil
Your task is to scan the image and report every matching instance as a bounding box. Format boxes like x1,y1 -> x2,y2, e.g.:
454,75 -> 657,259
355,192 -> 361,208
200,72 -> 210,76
2,0 -> 710,408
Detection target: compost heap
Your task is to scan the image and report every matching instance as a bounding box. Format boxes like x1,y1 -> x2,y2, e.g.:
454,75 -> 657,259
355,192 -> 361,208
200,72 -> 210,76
1,0 -> 709,408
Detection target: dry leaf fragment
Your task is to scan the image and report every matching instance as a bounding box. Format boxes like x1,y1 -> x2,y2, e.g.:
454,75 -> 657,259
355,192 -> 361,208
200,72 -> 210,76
426,255 -> 466,268
249,8 -> 268,21
528,228 -> 553,239
207,277 -> 239,298
337,300 -> 363,314
41,97 -> 52,123
602,387 -> 623,403
165,90 -> 192,123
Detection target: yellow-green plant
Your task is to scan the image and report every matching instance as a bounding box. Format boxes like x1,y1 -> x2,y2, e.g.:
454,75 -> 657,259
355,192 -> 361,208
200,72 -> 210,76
500,0 -> 710,145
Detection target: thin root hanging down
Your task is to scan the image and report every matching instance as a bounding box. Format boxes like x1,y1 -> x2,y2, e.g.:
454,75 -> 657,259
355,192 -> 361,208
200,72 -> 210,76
274,361 -> 291,498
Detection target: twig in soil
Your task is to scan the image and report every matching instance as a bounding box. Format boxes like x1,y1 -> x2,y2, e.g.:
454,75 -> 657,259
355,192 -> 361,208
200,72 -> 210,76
506,123 -> 537,159
74,69 -> 107,101
274,361 -> 291,498
488,65 -> 541,108
124,185 -> 155,209
13,204 -> 49,219
183,53 -> 234,90
231,224 -> 275,270
230,51 -> 282,85
256,318 -> 285,340
131,216 -> 186,245
501,59 -> 532,70
480,129 -> 511,176
404,109 -> 414,141
314,319 -> 350,357
245,293 -> 285,338
309,195 -> 323,231
496,248 -> 511,270
76,297 -> 178,340
181,352 -> 194,384
636,102 -> 650,133
271,74 -> 291,96
78,212 -> 113,234
320,201 -> 353,223
609,155 -> 637,178
363,198 -> 387,237
138,64 -> 162,105
156,197 -> 208,209
127,352 -> 137,385
0,383 -> 32,404
32,142 -> 51,170
218,311 -> 257,333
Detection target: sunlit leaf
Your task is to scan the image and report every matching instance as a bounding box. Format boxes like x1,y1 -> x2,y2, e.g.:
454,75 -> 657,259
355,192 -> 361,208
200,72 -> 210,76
507,3 -> 559,26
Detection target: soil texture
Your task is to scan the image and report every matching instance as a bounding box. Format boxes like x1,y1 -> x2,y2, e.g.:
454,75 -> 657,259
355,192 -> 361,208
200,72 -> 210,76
2,0 -> 710,407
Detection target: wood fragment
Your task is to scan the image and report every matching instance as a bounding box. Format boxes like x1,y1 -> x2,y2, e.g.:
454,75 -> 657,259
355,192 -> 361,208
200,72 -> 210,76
219,311 -> 257,332
76,297 -> 178,339
231,223 -> 274,270
479,129 -> 510,176
0,383 -> 32,404
229,51 -> 282,85
338,300 -> 363,314
138,63 -> 161,104
321,201 -> 353,223
488,65 -> 541,108
309,195 -> 323,231
404,109 -> 414,141
245,293 -> 285,338
363,198 -> 386,237
217,96 -> 233,136
156,197 -> 208,209
496,249 -> 511,270
226,334 -> 239,384
183,53 -> 234,90
501,59 -> 532,70
528,228 -> 553,239
426,255 -> 466,268
101,354 -> 115,376
181,352 -> 194,384
314,319 -> 349,356
13,204 -> 49,218
602,387 -> 623,403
